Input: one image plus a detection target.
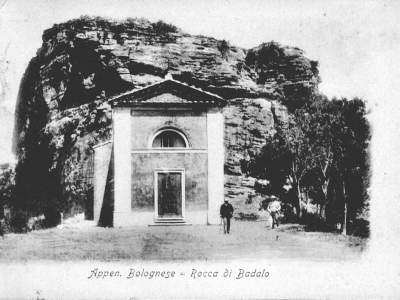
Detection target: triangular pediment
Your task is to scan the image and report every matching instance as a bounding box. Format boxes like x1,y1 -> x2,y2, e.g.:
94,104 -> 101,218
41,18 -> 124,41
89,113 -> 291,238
109,79 -> 226,108
141,93 -> 193,104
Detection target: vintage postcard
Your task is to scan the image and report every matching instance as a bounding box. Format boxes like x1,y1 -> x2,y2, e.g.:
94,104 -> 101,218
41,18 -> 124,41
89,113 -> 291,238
0,0 -> 399,299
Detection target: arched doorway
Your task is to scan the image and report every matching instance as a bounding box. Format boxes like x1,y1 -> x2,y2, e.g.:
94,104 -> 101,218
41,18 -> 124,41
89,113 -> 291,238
152,128 -> 188,220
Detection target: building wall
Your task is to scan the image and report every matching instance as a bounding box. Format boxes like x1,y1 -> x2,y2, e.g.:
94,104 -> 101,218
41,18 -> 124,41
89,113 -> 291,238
113,108 -> 132,227
206,108 -> 225,224
93,142 -> 113,225
128,108 -> 209,225
131,153 -> 207,210
131,110 -> 207,149
131,153 -> 208,223
112,97 -> 224,226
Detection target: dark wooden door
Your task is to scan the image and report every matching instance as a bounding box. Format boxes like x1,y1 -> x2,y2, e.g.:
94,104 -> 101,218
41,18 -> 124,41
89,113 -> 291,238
157,172 -> 182,217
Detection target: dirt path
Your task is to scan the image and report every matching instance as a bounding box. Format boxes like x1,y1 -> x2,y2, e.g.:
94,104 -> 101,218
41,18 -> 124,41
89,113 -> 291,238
0,221 -> 367,262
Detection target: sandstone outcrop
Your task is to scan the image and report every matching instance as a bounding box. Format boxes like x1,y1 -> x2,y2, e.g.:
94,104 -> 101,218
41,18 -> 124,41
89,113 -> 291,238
13,17 -> 318,219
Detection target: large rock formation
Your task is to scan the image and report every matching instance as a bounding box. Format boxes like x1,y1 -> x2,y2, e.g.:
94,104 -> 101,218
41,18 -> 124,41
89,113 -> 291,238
13,17 -> 319,219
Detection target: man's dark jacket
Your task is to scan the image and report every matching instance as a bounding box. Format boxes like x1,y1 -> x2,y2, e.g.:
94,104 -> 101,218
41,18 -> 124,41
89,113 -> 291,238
220,202 -> 234,218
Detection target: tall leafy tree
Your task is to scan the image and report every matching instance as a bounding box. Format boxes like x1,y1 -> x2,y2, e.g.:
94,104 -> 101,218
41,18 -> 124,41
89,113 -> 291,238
329,98 -> 370,234
247,95 -> 370,235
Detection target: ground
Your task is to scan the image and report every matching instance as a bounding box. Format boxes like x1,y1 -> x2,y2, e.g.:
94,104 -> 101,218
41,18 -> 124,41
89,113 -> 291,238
0,220 -> 367,262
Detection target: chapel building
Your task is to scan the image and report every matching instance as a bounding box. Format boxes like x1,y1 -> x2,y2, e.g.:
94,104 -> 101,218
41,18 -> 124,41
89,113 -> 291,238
92,76 -> 227,226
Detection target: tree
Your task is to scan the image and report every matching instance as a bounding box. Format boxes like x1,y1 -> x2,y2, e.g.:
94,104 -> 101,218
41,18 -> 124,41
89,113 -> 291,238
245,130 -> 291,195
274,101 -> 335,219
282,114 -> 311,217
246,95 -> 370,233
298,97 -> 370,233
298,97 -> 342,219
329,98 -> 370,234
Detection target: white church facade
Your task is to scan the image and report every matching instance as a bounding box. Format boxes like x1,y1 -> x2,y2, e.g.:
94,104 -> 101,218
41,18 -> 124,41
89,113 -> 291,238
93,77 -> 227,226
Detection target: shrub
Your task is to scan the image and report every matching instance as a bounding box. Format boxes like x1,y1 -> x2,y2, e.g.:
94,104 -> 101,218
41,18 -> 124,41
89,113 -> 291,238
9,210 -> 28,233
152,20 -> 178,34
348,218 -> 369,238
280,203 -> 298,223
300,211 -> 333,232
217,40 -> 230,59
0,167 -> 15,211
27,216 -> 46,231
43,207 -> 62,227
236,212 -> 259,221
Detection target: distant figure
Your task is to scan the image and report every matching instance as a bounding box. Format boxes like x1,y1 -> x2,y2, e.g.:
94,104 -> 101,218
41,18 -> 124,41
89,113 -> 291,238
267,199 -> 281,229
220,200 -> 234,234
259,196 -> 281,229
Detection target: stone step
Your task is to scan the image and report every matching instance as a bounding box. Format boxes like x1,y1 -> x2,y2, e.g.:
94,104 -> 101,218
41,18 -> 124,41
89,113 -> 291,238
154,218 -> 186,223
148,222 -> 192,227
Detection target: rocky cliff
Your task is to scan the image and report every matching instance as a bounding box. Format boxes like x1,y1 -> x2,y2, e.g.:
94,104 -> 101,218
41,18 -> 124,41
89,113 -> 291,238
13,16 -> 319,219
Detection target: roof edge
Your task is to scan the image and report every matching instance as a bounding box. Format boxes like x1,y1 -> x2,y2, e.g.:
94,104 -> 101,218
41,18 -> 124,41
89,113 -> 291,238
108,78 -> 226,107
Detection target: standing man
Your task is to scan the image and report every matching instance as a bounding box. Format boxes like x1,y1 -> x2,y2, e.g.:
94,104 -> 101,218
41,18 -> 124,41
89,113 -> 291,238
220,200 -> 234,234
267,198 -> 281,229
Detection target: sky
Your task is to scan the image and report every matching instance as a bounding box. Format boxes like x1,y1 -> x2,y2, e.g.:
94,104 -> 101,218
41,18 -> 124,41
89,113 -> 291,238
0,0 -> 399,164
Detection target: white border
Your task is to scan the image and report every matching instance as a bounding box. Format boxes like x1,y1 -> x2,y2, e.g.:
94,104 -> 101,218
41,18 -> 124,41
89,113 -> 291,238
153,168 -> 186,221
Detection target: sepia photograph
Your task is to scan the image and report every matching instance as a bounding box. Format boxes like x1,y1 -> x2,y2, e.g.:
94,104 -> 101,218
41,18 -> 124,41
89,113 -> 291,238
0,0 -> 399,298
